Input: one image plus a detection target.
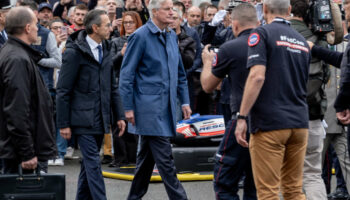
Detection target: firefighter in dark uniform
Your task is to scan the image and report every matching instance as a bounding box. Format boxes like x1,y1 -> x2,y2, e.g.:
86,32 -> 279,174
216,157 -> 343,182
201,3 -> 258,200
235,0 -> 311,199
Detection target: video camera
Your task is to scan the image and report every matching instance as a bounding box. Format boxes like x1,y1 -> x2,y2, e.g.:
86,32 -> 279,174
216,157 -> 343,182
307,0 -> 334,34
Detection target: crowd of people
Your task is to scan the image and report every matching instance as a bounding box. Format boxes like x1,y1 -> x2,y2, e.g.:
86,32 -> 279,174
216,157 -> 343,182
2,0 -> 350,199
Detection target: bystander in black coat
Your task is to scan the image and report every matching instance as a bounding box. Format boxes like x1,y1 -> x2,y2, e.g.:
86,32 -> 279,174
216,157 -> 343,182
178,27 -> 196,70
0,36 -> 56,163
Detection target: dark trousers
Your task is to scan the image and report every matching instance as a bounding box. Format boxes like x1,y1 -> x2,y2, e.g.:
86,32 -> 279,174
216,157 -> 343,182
76,134 -> 106,200
0,159 -> 3,174
322,144 -> 348,193
127,136 -> 188,200
213,120 -> 257,200
113,132 -> 137,164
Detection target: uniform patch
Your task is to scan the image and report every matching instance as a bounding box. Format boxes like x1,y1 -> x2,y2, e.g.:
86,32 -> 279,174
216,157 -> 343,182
212,53 -> 218,67
248,33 -> 260,47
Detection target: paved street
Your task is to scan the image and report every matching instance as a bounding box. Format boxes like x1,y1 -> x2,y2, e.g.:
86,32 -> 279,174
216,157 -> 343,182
49,150 -> 337,200
49,154 -> 216,200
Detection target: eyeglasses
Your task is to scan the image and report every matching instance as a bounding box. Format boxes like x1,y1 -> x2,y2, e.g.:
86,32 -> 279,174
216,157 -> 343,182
51,26 -> 62,30
123,21 -> 135,25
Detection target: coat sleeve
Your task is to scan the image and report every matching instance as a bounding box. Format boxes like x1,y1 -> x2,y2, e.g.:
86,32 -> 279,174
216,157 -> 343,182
177,52 -> 190,106
119,33 -> 145,111
189,30 -> 202,73
3,58 -> 35,162
180,37 -> 196,69
56,47 -> 81,128
311,45 -> 343,68
38,32 -> 62,69
111,67 -> 125,121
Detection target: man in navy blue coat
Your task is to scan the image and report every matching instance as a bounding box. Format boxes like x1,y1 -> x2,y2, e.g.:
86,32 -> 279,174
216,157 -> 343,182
119,0 -> 192,199
56,9 -> 126,200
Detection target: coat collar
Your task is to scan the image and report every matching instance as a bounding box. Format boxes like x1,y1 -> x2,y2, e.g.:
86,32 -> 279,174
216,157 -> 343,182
146,19 -> 172,46
7,36 -> 42,63
145,19 -> 171,34
66,30 -> 111,63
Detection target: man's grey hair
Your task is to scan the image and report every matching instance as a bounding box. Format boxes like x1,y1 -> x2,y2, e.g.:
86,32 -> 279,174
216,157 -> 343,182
115,0 -> 124,7
5,6 -> 35,36
68,6 -> 76,18
148,0 -> 168,18
264,0 -> 290,15
95,5 -> 107,11
173,7 -> 183,19
84,9 -> 107,34
107,0 -> 124,7
231,3 -> 257,26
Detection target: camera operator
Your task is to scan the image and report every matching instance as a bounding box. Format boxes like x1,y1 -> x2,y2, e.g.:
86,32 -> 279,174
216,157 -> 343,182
289,0 -> 331,199
309,0 -> 350,186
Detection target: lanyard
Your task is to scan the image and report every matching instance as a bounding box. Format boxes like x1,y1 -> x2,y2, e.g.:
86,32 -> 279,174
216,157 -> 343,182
272,17 -> 291,25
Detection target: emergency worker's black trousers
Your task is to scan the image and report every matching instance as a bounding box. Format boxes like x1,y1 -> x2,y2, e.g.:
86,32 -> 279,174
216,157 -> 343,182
127,136 -> 188,200
213,119 -> 257,200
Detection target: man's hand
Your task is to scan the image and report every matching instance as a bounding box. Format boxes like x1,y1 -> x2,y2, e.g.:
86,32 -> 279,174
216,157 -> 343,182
201,45 -> 216,66
57,33 -> 67,45
135,0 -> 143,11
337,109 -> 350,124
125,110 -> 135,126
235,119 -> 249,148
121,43 -> 127,56
21,156 -> 38,170
60,127 -> 72,140
117,120 -> 126,137
182,105 -> 192,120
307,41 -> 314,50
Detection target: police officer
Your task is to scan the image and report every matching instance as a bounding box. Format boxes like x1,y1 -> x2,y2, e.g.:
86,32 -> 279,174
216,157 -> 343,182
235,0 -> 311,199
201,3 -> 257,199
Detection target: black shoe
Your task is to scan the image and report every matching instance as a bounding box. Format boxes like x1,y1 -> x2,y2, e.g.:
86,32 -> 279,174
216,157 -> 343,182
330,188 -> 349,200
101,155 -> 113,164
108,160 -> 118,168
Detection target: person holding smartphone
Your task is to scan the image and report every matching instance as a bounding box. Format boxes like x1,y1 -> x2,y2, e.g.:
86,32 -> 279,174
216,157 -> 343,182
49,18 -> 68,51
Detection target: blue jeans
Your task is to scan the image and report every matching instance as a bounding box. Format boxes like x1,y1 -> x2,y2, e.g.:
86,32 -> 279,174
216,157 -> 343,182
56,128 -> 67,158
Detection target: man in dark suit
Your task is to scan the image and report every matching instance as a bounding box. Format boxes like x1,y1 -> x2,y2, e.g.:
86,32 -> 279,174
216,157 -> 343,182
0,0 -> 11,48
119,0 -> 191,199
56,9 -> 126,200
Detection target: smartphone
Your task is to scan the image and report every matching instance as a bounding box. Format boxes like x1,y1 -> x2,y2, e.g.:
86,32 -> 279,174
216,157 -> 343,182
209,46 -> 219,53
61,26 -> 68,35
116,7 -> 123,19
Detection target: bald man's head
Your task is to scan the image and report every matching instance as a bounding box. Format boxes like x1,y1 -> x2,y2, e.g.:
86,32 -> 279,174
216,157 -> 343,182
5,7 -> 38,44
187,6 -> 201,27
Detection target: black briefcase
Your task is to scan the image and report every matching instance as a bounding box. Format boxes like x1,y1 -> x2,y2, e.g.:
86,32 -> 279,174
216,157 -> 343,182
0,166 -> 65,200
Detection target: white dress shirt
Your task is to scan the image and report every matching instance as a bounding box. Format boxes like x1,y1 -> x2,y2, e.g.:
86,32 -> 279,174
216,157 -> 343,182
86,35 -> 103,62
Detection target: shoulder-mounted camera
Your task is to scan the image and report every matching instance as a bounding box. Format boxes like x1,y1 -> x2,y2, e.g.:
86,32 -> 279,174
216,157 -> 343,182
307,0 -> 334,34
